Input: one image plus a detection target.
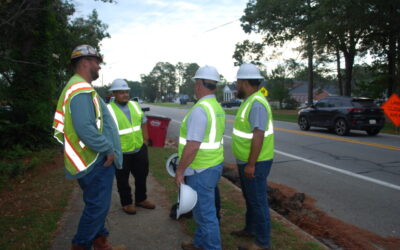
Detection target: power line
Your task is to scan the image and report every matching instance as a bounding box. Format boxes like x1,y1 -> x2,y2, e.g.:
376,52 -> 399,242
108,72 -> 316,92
203,19 -> 239,33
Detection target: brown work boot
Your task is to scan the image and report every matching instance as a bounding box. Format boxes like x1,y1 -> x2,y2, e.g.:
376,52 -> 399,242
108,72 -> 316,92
122,204 -> 136,214
136,200 -> 156,209
231,229 -> 254,238
93,235 -> 127,250
181,241 -> 202,250
238,242 -> 270,250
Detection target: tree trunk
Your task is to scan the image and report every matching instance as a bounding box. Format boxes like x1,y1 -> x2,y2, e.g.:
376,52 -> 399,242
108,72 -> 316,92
307,34 -> 314,104
336,47 -> 343,96
387,32 -> 396,97
343,51 -> 354,97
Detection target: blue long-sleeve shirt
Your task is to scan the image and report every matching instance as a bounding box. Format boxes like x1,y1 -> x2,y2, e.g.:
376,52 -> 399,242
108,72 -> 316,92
67,92 -> 122,179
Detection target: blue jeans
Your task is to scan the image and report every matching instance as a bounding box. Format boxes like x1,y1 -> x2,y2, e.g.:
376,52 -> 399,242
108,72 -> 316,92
186,163 -> 223,250
72,158 -> 115,249
238,160 -> 272,248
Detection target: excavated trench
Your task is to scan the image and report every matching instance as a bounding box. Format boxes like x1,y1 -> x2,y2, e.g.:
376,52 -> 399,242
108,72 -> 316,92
222,164 -> 400,250
164,138 -> 400,249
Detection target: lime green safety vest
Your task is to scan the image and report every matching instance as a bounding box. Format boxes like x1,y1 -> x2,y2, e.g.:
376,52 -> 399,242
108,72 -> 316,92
232,91 -> 274,162
107,101 -> 144,153
178,97 -> 225,169
53,74 -> 103,176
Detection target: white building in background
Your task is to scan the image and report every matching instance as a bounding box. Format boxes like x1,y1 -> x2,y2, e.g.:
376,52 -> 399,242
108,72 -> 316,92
223,83 -> 237,101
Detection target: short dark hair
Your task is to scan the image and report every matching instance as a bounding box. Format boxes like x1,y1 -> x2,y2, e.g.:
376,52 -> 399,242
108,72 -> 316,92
201,79 -> 217,90
70,57 -> 83,71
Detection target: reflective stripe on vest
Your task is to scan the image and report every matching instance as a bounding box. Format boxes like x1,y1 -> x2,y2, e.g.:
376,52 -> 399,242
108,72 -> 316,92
232,92 -> 274,162
178,100 -> 223,149
53,74 -> 103,176
232,120 -> 273,139
178,97 -> 225,169
107,101 -> 144,152
233,96 -> 274,138
64,135 -> 87,172
107,104 -> 141,135
179,137 -> 223,149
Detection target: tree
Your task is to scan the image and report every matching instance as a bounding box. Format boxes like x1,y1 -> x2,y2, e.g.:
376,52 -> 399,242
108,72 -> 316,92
176,62 -> 199,100
0,0 -> 111,149
265,65 -> 291,108
313,0 -> 371,96
363,0 -> 400,96
127,80 -> 143,98
352,63 -> 388,99
238,0 -> 318,105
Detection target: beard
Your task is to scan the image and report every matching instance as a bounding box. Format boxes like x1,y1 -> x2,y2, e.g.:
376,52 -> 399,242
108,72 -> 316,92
90,68 -> 99,81
236,88 -> 245,99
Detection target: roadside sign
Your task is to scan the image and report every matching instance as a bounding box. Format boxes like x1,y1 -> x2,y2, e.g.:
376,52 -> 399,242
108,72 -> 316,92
381,93 -> 400,126
260,87 -> 268,97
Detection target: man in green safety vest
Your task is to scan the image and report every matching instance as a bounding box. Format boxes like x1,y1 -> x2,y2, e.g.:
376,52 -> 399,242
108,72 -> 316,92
231,63 -> 274,250
175,65 -> 225,250
108,79 -> 155,215
53,45 -> 125,250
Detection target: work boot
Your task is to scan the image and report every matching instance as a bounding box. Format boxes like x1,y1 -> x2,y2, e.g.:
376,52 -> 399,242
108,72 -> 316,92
93,235 -> 127,250
122,204 -> 136,214
231,229 -> 254,238
136,200 -> 156,209
238,242 -> 270,250
71,245 -> 85,250
181,241 -> 202,250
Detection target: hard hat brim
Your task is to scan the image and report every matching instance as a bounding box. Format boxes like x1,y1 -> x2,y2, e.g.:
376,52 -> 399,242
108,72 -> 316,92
166,153 -> 179,177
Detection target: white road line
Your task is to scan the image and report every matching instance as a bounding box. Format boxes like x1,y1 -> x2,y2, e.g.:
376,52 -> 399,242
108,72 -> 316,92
223,135 -> 400,191
153,114 -> 400,192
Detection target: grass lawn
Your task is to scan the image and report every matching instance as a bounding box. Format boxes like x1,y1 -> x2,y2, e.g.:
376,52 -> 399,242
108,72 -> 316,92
148,146 -> 323,250
0,148 -> 75,250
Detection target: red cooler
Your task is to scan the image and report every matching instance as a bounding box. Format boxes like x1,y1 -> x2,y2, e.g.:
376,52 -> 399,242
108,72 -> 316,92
146,115 -> 171,147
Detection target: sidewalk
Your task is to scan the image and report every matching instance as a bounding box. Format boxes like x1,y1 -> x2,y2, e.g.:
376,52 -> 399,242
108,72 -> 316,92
51,174 -> 191,250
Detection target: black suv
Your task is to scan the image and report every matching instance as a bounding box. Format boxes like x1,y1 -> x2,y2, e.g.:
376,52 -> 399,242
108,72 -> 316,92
298,96 -> 385,136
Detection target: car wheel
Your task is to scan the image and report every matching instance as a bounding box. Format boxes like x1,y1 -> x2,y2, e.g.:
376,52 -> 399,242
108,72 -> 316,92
334,118 -> 349,136
298,116 -> 310,131
366,128 -> 380,136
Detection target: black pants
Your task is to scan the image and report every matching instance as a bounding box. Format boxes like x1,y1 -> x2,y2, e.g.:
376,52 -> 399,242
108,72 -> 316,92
115,145 -> 149,206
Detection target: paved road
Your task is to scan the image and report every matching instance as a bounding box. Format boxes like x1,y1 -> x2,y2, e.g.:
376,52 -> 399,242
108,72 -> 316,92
145,104 -> 400,238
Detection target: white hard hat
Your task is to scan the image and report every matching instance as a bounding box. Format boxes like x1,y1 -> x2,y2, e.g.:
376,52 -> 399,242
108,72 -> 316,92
71,44 -> 102,62
236,63 -> 264,79
193,65 -> 220,82
109,79 -> 130,91
166,153 -> 179,177
176,184 -> 198,219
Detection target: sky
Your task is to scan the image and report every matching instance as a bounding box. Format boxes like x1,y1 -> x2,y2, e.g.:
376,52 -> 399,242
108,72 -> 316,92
73,0 -> 299,86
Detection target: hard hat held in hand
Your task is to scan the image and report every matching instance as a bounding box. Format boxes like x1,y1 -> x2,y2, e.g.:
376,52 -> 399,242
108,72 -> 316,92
236,63 -> 264,79
176,184 -> 198,219
109,79 -> 131,91
166,153 -> 179,177
193,65 -> 220,82
71,44 -> 102,62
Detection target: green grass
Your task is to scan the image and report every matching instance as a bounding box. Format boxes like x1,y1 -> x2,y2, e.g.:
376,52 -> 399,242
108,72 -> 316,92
0,149 -> 75,250
148,146 -> 324,250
